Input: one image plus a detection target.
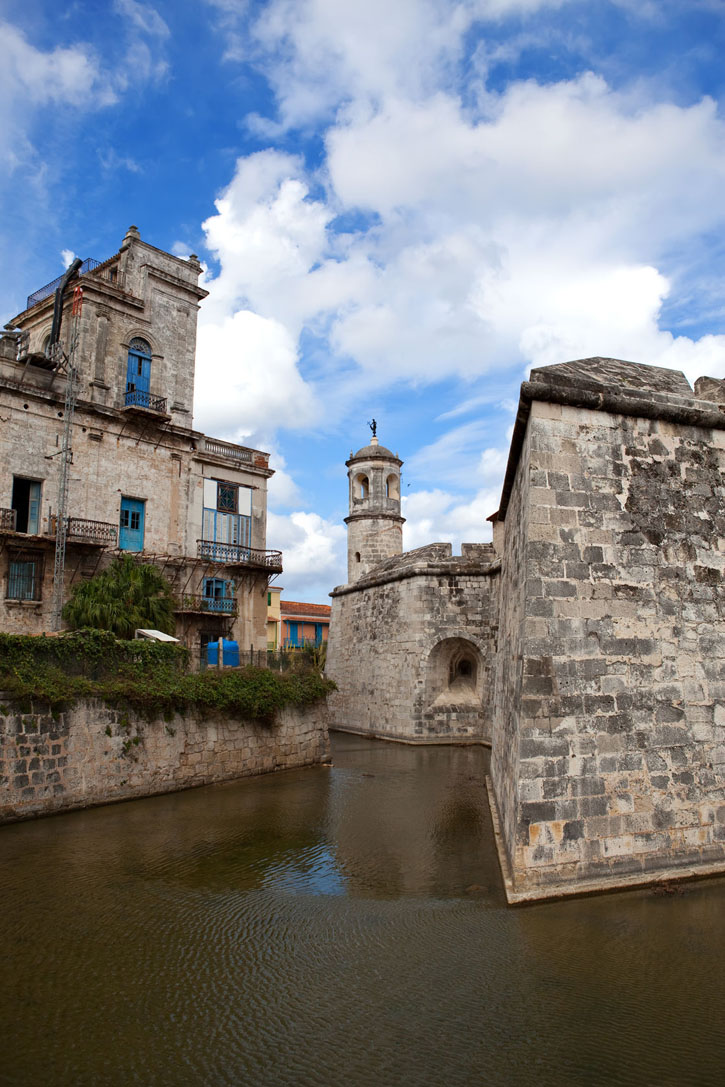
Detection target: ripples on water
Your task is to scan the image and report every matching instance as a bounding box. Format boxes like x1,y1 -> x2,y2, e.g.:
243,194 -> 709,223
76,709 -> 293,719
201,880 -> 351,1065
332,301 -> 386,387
2,733 -> 724,1087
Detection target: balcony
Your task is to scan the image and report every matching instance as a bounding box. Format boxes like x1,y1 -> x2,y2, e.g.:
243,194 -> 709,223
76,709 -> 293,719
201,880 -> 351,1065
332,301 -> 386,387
0,508 -> 17,533
1,510 -> 116,546
66,518 -> 118,546
123,389 -> 169,415
197,540 -> 283,571
175,594 -> 238,616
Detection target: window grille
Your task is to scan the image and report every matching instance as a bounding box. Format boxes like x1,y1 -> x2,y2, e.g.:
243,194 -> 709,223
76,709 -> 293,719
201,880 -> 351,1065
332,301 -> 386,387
7,553 -> 43,601
217,484 -> 238,513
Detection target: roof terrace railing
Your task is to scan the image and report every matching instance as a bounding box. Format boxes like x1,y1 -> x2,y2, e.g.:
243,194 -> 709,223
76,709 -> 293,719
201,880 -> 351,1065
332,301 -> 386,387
26,258 -> 102,310
199,437 -> 253,463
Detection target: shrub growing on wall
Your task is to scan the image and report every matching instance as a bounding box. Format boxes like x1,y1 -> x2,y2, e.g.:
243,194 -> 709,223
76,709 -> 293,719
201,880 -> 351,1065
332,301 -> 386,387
63,556 -> 176,638
0,629 -> 333,718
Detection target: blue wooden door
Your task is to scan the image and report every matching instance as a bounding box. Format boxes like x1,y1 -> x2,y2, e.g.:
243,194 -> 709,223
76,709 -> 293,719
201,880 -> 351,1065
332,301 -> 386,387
119,497 -> 145,551
126,344 -> 151,400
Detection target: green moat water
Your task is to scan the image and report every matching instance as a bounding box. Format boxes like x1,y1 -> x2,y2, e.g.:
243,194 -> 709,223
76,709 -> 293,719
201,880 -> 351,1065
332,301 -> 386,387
2,732 -> 724,1086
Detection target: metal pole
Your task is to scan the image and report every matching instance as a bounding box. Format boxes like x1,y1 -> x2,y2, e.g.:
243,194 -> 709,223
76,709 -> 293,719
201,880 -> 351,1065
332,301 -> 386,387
50,294 -> 82,631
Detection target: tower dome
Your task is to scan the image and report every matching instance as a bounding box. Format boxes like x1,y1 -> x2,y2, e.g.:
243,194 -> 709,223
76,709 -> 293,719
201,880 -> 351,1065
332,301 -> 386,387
345,435 -> 404,582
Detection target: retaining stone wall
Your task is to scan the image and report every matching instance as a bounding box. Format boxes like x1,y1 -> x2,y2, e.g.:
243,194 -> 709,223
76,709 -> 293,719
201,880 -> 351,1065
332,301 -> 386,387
0,696 -> 330,823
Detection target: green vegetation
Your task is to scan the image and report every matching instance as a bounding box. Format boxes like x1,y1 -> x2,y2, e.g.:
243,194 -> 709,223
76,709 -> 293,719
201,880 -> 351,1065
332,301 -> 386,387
0,629 -> 334,720
63,556 -> 176,638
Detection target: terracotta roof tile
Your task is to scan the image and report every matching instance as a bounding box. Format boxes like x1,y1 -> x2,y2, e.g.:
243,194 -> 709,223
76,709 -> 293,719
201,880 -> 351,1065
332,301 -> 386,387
280,600 -> 331,618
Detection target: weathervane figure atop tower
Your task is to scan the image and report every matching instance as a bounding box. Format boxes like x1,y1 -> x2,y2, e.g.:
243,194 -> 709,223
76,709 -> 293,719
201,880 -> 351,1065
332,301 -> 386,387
368,418 -> 377,438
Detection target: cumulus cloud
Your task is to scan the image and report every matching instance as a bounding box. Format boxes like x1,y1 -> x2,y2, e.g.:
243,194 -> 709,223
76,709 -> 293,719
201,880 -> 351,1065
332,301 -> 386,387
402,486 -> 497,552
193,0 -> 725,595
267,510 -> 346,598
194,309 -> 318,441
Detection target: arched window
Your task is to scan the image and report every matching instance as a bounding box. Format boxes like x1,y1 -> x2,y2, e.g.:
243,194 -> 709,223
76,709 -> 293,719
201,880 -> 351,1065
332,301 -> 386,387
386,473 -> 399,499
354,473 -> 369,500
126,337 -> 152,406
355,551 -> 361,563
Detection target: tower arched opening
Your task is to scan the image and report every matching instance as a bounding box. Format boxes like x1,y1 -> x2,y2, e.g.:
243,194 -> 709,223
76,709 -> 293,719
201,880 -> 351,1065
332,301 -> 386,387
353,473 -> 370,500
386,473 -> 399,500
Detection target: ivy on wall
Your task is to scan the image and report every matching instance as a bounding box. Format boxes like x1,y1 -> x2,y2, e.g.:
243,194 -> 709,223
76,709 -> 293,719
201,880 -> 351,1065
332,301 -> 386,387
0,630 -> 334,720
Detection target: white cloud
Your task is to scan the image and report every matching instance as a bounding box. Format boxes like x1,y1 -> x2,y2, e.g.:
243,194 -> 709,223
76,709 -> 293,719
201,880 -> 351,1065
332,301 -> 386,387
113,0 -> 170,39
0,21 -> 113,130
402,486 -> 497,551
61,249 -> 77,269
194,308 -> 318,441
267,510 -> 346,598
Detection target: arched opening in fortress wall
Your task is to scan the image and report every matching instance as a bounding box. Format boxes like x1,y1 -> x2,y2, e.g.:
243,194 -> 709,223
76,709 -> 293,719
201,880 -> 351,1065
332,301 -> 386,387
426,637 -> 484,710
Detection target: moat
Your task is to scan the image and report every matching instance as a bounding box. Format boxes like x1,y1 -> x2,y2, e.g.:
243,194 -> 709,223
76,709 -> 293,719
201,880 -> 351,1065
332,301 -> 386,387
2,732 -> 724,1087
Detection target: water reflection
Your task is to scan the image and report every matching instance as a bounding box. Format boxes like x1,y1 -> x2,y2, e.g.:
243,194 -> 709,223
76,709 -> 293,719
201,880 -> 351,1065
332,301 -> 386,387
1,732 -> 724,1087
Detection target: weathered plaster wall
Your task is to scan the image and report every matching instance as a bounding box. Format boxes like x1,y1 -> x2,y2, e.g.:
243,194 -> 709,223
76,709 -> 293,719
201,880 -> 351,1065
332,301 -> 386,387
327,543 -> 499,743
0,696 -> 330,823
490,395 -> 725,898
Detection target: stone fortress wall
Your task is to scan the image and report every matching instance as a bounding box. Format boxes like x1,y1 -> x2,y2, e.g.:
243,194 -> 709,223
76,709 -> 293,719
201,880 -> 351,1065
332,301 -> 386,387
490,360 -> 725,899
326,358 -> 725,899
327,542 -> 499,743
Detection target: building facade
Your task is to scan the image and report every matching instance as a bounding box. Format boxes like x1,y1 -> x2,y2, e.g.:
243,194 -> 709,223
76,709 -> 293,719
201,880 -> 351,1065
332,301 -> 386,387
326,359 -> 725,899
280,600 -> 331,648
0,226 -> 281,651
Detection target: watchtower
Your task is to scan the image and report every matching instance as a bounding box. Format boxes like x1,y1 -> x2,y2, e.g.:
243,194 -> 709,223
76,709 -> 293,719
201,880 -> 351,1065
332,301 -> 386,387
345,433 -> 404,582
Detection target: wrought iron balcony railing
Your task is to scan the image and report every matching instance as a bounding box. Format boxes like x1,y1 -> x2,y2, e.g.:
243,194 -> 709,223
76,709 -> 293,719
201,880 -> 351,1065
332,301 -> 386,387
0,508 -> 17,532
175,594 -> 238,615
124,389 -> 168,413
66,518 -> 118,545
197,540 -> 283,570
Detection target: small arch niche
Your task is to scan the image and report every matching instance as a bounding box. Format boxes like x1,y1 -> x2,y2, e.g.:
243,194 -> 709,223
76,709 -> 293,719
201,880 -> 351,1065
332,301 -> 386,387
426,637 -> 482,709
353,473 -> 370,500
386,473 -> 399,499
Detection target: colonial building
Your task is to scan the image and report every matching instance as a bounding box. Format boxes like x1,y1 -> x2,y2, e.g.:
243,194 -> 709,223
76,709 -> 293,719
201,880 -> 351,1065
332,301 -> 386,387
326,359 -> 725,900
0,226 -> 281,651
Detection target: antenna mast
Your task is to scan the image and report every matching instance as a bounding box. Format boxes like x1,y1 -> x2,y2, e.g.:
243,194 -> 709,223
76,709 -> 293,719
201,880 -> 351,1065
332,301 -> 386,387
50,284 -> 83,631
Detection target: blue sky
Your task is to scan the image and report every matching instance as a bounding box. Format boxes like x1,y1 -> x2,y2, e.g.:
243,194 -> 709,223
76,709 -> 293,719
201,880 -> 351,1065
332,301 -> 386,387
2,0 -> 725,602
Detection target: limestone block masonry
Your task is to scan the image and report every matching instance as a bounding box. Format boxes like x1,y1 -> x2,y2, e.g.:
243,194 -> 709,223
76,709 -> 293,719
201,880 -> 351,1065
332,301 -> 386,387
0,697 -> 331,823
328,542 -> 498,743
490,359 -> 725,899
328,357 -> 725,899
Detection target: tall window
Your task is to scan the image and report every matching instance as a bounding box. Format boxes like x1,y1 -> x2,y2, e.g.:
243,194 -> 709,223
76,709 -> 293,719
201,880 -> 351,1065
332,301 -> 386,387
202,479 -> 252,558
